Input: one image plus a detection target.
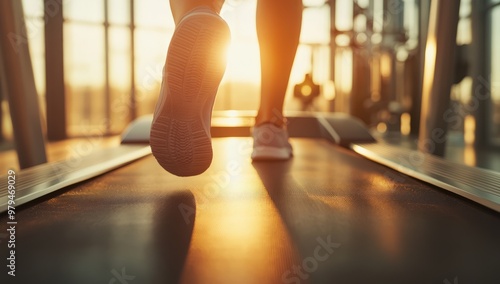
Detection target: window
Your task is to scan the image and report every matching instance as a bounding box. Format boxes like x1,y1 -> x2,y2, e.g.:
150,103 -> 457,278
64,0 -> 125,135
5,0 -> 333,138
488,2 -> 500,145
62,0 -> 333,136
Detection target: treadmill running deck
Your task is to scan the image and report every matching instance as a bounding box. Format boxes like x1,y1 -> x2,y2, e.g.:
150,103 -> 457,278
0,138 -> 498,283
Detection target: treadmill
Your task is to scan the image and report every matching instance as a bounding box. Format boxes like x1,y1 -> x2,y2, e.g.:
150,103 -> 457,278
1,112 -> 499,283
1,0 -> 499,283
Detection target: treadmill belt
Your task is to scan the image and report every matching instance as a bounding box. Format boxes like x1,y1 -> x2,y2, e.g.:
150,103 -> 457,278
1,138 -> 499,284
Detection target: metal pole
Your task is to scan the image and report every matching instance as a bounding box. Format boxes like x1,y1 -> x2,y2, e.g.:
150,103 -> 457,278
418,0 -> 460,156
410,0 -> 431,136
470,0 -> 488,147
104,0 -> 111,133
130,0 -> 137,121
328,0 -> 336,112
0,72 -> 4,142
45,0 -> 67,140
0,0 -> 47,168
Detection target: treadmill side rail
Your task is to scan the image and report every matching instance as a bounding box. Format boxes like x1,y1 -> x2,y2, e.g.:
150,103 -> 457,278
353,143 -> 500,212
0,145 -> 151,213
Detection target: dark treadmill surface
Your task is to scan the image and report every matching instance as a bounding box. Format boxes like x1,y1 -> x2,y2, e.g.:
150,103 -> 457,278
1,138 -> 499,284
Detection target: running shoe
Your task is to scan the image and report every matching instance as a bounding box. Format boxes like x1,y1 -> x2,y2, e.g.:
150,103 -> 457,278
251,123 -> 293,160
150,6 -> 230,176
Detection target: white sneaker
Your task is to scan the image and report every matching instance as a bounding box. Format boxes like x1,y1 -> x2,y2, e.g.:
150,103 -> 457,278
150,6 -> 230,176
251,123 -> 293,160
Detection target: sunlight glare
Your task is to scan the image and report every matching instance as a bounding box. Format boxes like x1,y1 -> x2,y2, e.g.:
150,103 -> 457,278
464,114 -> 476,145
377,122 -> 387,133
380,53 -> 392,78
225,41 -> 261,83
301,85 -> 313,97
400,113 -> 411,135
323,80 -> 336,100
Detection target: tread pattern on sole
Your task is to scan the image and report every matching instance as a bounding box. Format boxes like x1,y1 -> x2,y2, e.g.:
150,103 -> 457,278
251,146 -> 293,161
151,11 -> 230,176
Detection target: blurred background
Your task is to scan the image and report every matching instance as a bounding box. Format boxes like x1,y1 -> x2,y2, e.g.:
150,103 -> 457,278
1,0 -> 499,168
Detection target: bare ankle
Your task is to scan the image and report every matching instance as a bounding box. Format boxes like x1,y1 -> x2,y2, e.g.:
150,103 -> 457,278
255,110 -> 287,128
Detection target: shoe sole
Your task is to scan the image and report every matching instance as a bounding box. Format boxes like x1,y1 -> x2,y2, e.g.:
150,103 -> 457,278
251,146 -> 292,161
150,11 -> 230,176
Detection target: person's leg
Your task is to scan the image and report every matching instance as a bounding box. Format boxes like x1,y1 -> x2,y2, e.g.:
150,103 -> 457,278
255,0 -> 303,126
251,0 -> 302,161
150,0 -> 229,176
